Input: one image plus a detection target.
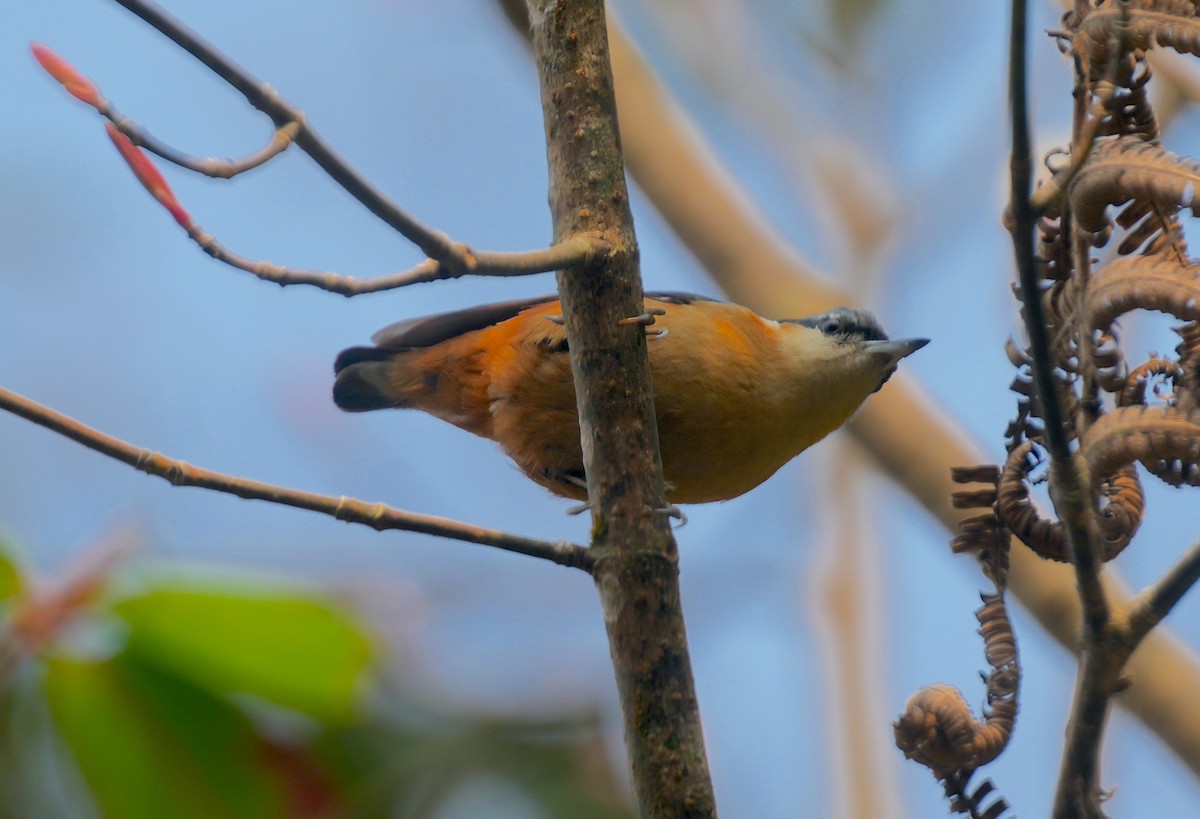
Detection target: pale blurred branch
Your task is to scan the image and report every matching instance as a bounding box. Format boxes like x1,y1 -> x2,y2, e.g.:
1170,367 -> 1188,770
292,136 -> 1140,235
810,445 -> 895,819
526,0 -> 1200,780
0,386 -> 591,570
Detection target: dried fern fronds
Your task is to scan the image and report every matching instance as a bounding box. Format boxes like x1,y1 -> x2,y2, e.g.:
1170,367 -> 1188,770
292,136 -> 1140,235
897,468 -> 1019,815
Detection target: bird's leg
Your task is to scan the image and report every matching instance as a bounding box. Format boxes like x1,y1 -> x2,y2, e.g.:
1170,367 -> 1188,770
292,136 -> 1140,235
652,481 -> 686,526
542,469 -> 592,514
618,307 -> 668,339
655,504 -> 687,527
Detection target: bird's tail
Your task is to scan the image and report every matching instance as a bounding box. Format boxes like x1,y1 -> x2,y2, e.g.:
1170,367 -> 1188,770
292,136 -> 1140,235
332,347 -> 399,412
333,342 -> 491,437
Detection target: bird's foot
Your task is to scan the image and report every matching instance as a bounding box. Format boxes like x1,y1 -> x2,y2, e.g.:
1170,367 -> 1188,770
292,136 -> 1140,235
619,307 -> 668,339
656,504 -> 687,527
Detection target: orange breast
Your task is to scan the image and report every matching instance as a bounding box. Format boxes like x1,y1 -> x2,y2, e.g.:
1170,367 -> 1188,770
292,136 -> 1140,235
392,296 -> 817,503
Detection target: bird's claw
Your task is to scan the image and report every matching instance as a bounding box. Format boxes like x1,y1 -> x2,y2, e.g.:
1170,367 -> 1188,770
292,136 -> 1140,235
656,504 -> 687,527
619,307 -> 668,339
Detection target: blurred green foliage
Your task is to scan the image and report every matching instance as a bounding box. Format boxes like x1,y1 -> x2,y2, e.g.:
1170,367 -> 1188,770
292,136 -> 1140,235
113,587 -> 371,724
0,541 -> 20,602
46,655 -> 292,819
0,538 -> 634,819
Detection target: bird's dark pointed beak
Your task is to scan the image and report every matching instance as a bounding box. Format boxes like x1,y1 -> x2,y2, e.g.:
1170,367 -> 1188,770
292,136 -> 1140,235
865,338 -> 929,392
865,337 -> 930,368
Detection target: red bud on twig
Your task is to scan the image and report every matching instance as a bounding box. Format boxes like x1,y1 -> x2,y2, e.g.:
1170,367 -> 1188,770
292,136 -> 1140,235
105,122 -> 193,228
30,43 -> 102,108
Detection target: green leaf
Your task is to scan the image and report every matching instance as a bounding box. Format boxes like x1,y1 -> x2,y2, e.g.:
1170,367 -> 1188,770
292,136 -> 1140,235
0,664 -> 97,819
45,655 -> 289,819
0,538 -> 24,603
113,585 -> 371,723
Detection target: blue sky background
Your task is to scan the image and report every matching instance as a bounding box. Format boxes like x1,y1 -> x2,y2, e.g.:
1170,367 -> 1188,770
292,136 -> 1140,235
4,0 -> 1200,816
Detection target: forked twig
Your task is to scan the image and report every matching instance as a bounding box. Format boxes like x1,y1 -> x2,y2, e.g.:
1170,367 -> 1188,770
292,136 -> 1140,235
34,0 -> 606,295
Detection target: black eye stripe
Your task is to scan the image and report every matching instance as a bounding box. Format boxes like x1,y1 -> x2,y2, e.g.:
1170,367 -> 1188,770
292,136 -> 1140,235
784,308 -> 888,343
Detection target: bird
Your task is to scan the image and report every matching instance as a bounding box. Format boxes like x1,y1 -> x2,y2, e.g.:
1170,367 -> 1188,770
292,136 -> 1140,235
332,293 -> 927,504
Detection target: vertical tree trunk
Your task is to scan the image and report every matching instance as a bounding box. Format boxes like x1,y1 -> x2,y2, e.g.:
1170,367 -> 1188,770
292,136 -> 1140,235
525,1 -> 717,815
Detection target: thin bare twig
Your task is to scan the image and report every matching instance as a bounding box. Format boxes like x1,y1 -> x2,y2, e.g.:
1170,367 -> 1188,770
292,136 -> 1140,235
91,0 -> 600,289
185,227 -> 604,296
102,118 -> 604,293
1127,537 -> 1200,643
1008,0 -> 1108,633
0,386 -> 592,571
1014,4 -> 1146,816
1011,0 -> 1111,809
109,0 -> 458,264
31,41 -> 299,178
113,111 -> 301,178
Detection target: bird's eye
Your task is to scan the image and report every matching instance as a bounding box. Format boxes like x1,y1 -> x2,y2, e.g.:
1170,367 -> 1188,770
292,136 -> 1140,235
820,315 -> 846,335
786,307 -> 887,342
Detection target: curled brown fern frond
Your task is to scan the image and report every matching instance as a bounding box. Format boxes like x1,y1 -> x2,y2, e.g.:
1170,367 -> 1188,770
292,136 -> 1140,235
1096,49 -> 1158,141
1115,199 -> 1188,255
895,684 -> 1007,779
1082,403 -> 1200,486
1069,137 -> 1199,257
1004,335 -> 1032,369
1096,464 -> 1147,553
1084,254 -> 1200,335
895,593 -> 1018,781
1073,2 -> 1200,74
1002,385 -> 1041,452
996,441 -> 1145,561
1066,250 -> 1200,402
1044,280 -> 1075,335
1094,330 -> 1128,394
950,464 -> 1010,585
997,442 -> 1067,560
1118,356 -> 1183,406
1003,327 -> 1087,454
1037,212 -> 1071,279
978,591 -> 1018,676
1175,321 -> 1200,405
898,481 -> 1018,809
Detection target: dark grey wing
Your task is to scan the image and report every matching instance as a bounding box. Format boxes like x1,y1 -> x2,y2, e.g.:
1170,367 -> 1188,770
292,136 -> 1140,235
372,290 -> 718,346
373,291 -> 717,348
784,307 -> 887,343
644,291 -> 722,306
370,294 -> 561,348
337,292 -> 723,373
334,295 -> 559,375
